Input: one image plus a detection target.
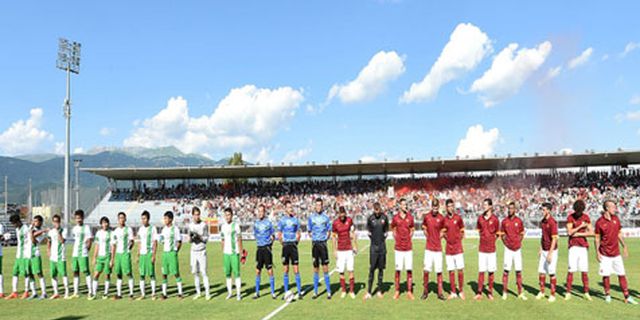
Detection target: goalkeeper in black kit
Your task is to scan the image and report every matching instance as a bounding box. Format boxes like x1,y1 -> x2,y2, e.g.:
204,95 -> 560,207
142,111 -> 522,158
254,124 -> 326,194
364,202 -> 389,300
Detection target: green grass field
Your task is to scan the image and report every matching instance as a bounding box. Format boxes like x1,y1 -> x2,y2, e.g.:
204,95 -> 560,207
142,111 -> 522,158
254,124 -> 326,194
1,238 -> 639,319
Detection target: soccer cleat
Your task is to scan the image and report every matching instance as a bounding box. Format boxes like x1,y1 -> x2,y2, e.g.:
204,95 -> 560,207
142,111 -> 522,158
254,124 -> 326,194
341,292 -> 347,299
437,294 -> 445,301
5,292 -> 19,300
136,296 -> 145,301
161,295 -> 168,300
312,293 -> 318,300
39,294 -> 48,300
206,295 -> 212,301
102,295 -> 109,300
27,293 -> 38,300
225,293 -> 233,300
87,295 -> 95,301
193,294 -> 201,301
518,293 -> 528,301
625,297 -> 638,305
236,294 -> 241,301
459,292 -> 465,300
129,294 -> 134,300
548,295 -> 556,303
535,292 -> 545,300
604,295 -> 611,303
70,294 -> 80,299
64,295 -> 71,300
295,293 -> 302,301
113,295 -> 122,300
327,293 -> 332,300
447,293 -> 457,300
271,294 -> 277,300
253,293 -> 260,300
0,294 -> 4,299
502,292 -> 508,300
474,294 -> 482,301
584,292 -> 593,301
420,292 -> 428,300
21,291 -> 29,299
406,292 -> 414,301
393,291 -> 400,300
364,293 -> 372,301
151,295 -> 157,301
50,294 -> 60,300
564,293 -> 571,301
349,292 -> 356,299
177,295 -> 184,300
487,294 -> 494,301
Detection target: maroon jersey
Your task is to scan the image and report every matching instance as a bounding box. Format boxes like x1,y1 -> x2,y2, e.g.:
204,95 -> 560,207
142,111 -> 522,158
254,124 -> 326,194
540,216 -> 558,251
422,211 -> 444,252
567,213 -> 591,248
392,211 -> 414,251
332,217 -> 354,251
500,216 -> 524,251
595,215 -> 622,257
443,213 -> 464,255
476,213 -> 499,253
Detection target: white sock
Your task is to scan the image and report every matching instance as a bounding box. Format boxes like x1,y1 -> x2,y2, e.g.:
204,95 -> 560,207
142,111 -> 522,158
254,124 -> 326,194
73,276 -> 79,295
117,279 -> 122,297
177,281 -> 183,296
85,276 -> 93,295
235,278 -> 241,297
203,275 -> 210,297
39,278 -> 46,295
162,283 -> 167,296
104,280 -> 110,295
128,278 -> 134,296
139,280 -> 145,297
29,279 -> 36,295
194,274 -> 201,295
52,278 -> 59,295
24,278 -> 29,293
151,280 -> 156,296
92,280 -> 98,296
226,278 -> 232,295
0,274 -> 3,294
63,276 -> 69,296
12,276 -> 18,292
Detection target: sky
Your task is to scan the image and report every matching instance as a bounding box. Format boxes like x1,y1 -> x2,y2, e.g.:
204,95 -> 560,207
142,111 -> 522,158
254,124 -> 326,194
1,0 -> 639,165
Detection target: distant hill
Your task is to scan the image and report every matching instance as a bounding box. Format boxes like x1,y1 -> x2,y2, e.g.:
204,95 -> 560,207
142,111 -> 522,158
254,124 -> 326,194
1,147 -> 233,206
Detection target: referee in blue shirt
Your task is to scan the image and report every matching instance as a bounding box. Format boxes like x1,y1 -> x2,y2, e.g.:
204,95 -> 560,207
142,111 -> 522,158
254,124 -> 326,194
253,204 -> 276,299
308,198 -> 333,299
278,200 -> 303,300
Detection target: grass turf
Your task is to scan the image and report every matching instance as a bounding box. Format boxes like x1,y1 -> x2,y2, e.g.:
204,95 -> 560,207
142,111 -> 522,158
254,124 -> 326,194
0,238 -> 639,319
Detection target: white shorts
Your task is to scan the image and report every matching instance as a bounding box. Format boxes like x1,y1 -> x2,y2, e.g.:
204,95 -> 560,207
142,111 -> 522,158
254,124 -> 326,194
190,250 -> 208,275
445,254 -> 465,271
395,250 -> 413,271
336,250 -> 354,273
568,246 -> 589,273
503,248 -> 523,272
423,250 -> 443,273
599,255 -> 626,276
478,252 -> 497,273
538,250 -> 558,275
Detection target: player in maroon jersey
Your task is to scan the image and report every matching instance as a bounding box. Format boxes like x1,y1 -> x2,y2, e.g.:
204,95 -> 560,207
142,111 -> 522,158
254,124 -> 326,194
500,202 -> 527,300
536,202 -> 558,302
564,199 -> 593,301
442,199 -> 465,300
332,206 -> 357,299
421,199 -> 445,301
391,198 -> 415,300
475,199 -> 499,301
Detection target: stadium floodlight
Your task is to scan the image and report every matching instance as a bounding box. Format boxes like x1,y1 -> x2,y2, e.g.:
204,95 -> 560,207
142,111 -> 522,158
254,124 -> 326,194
56,37 -> 81,228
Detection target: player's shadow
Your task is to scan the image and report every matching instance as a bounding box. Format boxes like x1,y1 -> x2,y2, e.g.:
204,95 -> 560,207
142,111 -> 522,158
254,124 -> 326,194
51,317 -> 87,320
607,282 -> 640,300
522,283 -> 539,296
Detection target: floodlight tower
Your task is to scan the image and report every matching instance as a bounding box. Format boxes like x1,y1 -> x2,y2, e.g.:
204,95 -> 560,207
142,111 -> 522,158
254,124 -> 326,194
56,38 -> 81,227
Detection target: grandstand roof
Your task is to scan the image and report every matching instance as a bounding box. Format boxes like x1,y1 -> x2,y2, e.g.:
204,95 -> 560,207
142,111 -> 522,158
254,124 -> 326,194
82,150 -> 640,181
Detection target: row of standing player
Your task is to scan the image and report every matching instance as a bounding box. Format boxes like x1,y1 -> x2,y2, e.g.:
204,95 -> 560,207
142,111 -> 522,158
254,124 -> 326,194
387,197 -> 637,305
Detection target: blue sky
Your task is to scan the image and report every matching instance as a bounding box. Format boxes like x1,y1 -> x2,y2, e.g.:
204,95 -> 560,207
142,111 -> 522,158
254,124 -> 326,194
1,1 -> 639,164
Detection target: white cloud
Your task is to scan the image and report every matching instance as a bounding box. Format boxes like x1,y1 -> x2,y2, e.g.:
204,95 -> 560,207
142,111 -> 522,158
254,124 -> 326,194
359,155 -> 377,163
601,54 -> 609,61
73,147 -> 84,154
0,108 -> 54,155
400,23 -> 493,103
617,110 -> 640,121
99,127 -> 113,136
567,47 -> 593,69
630,94 -> 640,105
455,124 -> 500,158
282,146 -> 312,164
328,50 -> 405,104
124,85 -> 304,155
560,148 -> 573,155
54,142 -> 65,155
620,42 -> 640,58
539,65 -> 562,85
470,41 -> 552,107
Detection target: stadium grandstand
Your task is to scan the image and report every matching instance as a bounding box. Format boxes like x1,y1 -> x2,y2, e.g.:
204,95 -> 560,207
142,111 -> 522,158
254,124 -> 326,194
81,150 -> 640,238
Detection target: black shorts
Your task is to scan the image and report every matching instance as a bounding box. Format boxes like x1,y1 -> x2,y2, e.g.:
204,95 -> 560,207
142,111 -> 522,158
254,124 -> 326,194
256,245 -> 273,270
312,241 -> 330,268
282,242 -> 299,266
370,250 -> 386,270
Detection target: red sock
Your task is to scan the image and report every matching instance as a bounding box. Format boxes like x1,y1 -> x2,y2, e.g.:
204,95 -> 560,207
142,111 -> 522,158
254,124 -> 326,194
437,273 -> 443,296
619,276 -> 629,298
566,272 -> 573,293
477,273 -> 485,294
488,273 -> 494,295
550,276 -> 557,295
458,271 -> 464,293
539,274 -> 546,293
603,276 -> 610,295
449,271 -> 456,293
581,272 -> 589,293
516,271 -> 523,294
407,271 -> 413,293
502,272 -> 509,294
349,277 -> 355,294
423,271 -> 429,293
395,271 -> 400,292
340,277 -> 346,292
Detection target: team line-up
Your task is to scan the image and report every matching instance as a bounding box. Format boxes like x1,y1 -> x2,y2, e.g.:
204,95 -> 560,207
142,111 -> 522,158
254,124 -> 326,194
0,197 -> 637,305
